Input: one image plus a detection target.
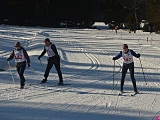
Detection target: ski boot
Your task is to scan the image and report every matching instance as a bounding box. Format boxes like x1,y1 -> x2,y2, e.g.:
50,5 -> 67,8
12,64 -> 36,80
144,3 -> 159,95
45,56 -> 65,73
58,81 -> 64,86
41,79 -> 47,84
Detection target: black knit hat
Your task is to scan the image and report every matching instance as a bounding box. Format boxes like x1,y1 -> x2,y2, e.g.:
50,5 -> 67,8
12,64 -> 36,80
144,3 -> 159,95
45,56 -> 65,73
123,44 -> 128,48
44,38 -> 50,42
15,42 -> 21,47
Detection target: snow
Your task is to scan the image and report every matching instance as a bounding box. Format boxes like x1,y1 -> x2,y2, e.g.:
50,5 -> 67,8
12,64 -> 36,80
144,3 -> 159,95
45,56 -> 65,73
92,22 -> 109,29
0,26 -> 160,120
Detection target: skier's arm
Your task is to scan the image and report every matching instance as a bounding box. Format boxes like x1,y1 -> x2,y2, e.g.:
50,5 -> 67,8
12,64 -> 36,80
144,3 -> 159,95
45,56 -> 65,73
39,47 -> 46,58
7,50 -> 14,61
51,44 -> 59,55
23,49 -> 30,64
113,51 -> 122,60
130,50 -> 140,58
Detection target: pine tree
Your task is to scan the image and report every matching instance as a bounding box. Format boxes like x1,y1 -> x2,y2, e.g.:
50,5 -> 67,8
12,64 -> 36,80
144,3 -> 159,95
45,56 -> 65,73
146,0 -> 160,33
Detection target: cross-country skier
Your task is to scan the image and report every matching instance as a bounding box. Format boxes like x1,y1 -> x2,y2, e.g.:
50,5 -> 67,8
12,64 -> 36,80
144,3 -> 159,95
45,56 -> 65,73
7,42 -> 30,89
112,44 -> 140,95
38,38 -> 63,85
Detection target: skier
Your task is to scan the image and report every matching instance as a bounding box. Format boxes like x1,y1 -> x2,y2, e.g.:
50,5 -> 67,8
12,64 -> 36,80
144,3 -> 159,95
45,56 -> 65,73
112,44 -> 140,95
115,26 -> 118,33
7,42 -> 30,89
38,38 -> 63,85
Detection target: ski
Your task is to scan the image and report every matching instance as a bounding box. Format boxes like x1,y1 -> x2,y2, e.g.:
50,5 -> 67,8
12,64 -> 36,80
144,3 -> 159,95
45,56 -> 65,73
131,92 -> 138,96
118,91 -> 124,96
117,91 -> 139,96
29,83 -> 69,88
29,83 -> 56,87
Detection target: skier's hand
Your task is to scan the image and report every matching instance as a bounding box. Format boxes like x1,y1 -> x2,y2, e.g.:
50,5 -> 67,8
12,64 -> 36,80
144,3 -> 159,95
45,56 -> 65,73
6,58 -> 10,61
137,53 -> 140,58
38,56 -> 41,60
28,64 -> 30,67
112,57 -> 116,60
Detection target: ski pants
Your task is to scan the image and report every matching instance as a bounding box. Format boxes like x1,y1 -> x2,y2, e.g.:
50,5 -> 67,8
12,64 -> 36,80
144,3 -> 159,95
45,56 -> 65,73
44,56 -> 63,82
120,62 -> 137,92
16,64 -> 26,86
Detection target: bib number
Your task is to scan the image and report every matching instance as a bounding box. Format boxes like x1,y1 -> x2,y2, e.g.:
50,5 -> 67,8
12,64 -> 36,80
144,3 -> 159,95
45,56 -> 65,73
124,57 -> 132,62
15,55 -> 23,59
47,50 -> 52,56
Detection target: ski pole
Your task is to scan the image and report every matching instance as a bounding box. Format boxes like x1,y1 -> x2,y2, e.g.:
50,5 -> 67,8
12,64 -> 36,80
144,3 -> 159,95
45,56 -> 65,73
39,59 -> 42,66
8,61 -> 15,85
139,58 -> 147,85
113,60 -> 115,90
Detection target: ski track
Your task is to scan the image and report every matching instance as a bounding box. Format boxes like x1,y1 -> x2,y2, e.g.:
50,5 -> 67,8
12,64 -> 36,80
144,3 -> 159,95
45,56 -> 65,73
0,26 -> 160,120
59,30 -> 140,118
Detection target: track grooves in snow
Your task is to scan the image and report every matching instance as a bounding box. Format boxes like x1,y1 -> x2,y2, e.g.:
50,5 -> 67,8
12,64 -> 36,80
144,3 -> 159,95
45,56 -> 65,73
0,26 -> 160,120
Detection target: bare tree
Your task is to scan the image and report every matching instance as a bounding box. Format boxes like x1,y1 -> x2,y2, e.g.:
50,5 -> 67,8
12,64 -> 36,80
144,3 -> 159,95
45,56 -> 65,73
119,0 -> 144,30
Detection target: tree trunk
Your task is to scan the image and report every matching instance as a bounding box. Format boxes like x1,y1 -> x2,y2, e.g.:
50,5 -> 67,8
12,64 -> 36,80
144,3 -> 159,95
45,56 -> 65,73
134,9 -> 139,30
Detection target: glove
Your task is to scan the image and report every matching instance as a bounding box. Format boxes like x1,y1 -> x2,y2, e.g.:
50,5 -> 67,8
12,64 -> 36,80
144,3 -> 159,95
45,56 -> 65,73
137,53 -> 140,58
28,64 -> 30,67
6,58 -> 10,61
112,57 -> 116,60
38,56 -> 41,60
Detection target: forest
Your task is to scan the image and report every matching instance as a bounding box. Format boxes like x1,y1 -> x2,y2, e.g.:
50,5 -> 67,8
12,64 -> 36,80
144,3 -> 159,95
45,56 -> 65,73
0,0 -> 160,32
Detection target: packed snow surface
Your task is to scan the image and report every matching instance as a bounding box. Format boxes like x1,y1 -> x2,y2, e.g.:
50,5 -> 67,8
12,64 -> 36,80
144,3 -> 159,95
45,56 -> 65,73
0,25 -> 160,120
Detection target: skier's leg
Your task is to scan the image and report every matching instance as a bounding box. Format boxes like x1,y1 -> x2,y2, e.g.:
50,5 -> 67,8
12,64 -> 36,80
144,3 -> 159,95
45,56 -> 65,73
16,66 -> 21,86
44,59 -> 53,80
16,66 -> 20,75
54,62 -> 63,83
18,65 -> 26,87
120,65 -> 128,91
129,63 -> 137,92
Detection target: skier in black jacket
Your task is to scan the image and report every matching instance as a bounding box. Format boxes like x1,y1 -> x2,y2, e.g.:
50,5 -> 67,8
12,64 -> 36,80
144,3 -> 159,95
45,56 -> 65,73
113,44 -> 140,95
7,42 -> 30,89
38,38 -> 63,85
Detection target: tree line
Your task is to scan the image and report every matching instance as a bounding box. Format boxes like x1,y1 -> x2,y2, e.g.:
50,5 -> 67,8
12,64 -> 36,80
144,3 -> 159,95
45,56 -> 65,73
0,0 -> 160,32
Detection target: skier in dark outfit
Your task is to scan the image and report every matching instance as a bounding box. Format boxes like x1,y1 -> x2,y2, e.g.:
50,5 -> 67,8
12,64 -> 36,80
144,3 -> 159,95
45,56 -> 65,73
7,42 -> 30,89
38,38 -> 63,85
113,44 -> 140,95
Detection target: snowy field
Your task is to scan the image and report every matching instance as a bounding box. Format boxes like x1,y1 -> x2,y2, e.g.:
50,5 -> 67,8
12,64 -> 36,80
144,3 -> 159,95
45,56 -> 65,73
0,25 -> 160,120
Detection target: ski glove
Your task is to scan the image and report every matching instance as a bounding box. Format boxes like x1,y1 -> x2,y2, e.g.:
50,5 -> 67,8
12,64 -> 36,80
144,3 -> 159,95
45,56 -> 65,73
6,58 -> 10,61
112,57 -> 116,60
137,53 -> 140,58
28,64 -> 30,67
38,56 -> 41,60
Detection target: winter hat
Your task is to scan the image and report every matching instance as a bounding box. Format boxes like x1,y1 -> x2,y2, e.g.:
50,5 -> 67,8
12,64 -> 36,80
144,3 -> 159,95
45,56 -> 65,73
15,42 -> 21,47
123,44 -> 128,49
44,38 -> 50,42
